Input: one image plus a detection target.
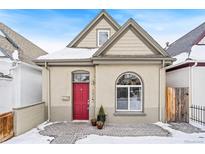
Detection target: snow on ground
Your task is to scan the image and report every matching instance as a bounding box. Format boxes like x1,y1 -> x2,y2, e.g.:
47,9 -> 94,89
3,121 -> 205,144
3,122 -> 54,144
76,122 -> 205,144
189,121 -> 205,131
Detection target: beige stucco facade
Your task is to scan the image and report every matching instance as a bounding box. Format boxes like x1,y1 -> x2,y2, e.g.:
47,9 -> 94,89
13,102 -> 45,136
41,63 -> 165,123
95,64 -> 161,123
42,66 -> 95,121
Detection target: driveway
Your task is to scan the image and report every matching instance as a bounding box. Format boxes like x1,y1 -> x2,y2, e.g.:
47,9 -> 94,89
39,122 -> 170,144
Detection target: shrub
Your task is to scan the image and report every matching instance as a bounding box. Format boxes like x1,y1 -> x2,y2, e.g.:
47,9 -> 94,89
97,105 -> 106,122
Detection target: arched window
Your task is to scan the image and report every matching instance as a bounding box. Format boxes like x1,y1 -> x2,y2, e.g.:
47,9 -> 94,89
116,72 -> 143,112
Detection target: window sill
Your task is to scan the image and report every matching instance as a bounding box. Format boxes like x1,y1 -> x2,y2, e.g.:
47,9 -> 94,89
114,111 -> 146,116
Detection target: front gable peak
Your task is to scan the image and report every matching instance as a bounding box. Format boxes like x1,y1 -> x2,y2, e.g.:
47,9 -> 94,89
67,10 -> 120,48
93,18 -> 169,57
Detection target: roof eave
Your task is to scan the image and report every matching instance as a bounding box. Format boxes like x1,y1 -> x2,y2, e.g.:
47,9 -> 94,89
34,58 -> 93,66
92,57 -> 176,61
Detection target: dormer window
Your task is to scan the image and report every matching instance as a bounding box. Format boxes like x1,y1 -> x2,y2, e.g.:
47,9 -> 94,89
97,29 -> 110,47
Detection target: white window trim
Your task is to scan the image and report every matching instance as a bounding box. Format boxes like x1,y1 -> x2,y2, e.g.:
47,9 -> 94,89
116,73 -> 143,112
97,29 -> 110,47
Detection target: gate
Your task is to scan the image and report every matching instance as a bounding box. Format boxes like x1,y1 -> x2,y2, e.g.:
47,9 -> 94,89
166,87 -> 189,122
0,112 -> 14,142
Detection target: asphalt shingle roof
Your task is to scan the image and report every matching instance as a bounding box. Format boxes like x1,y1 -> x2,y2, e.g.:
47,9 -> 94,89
0,23 -> 47,64
166,22 -> 205,57
0,35 -> 17,57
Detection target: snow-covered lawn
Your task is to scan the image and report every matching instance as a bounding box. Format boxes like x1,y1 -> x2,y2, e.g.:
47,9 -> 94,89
2,122 -> 205,144
76,122 -> 205,144
3,122 -> 54,144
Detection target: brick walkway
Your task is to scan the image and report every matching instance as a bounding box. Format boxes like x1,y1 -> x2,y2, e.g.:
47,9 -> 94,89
39,122 -> 170,144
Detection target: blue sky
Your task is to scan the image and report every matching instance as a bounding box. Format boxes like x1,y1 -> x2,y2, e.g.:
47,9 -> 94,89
0,9 -> 205,53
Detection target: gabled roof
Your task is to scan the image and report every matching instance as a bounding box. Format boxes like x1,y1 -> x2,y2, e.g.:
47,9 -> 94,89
0,23 -> 47,64
67,10 -> 120,47
166,22 -> 205,57
0,35 -> 17,58
93,18 -> 170,57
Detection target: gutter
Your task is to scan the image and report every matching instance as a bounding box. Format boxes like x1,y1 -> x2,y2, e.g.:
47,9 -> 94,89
45,61 -> 51,122
20,61 -> 42,71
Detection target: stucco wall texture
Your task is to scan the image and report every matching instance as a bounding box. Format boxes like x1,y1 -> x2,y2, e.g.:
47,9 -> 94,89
43,63 -> 162,124
13,102 -> 45,136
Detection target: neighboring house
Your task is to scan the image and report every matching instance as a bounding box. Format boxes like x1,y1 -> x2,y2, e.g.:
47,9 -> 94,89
166,22 -> 205,125
35,10 -> 174,124
0,23 -> 47,135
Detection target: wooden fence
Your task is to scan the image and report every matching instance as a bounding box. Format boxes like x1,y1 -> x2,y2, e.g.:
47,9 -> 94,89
0,112 -> 14,143
166,87 -> 189,122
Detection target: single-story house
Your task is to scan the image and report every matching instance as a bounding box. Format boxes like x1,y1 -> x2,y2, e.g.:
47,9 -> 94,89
0,23 -> 47,135
35,10 -> 174,124
166,22 -> 205,125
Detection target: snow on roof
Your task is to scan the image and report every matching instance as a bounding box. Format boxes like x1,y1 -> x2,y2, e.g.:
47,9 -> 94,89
190,45 -> 205,60
198,36 -> 205,45
37,47 -> 99,60
166,22 -> 205,56
173,45 -> 205,64
0,48 -> 5,56
0,30 -> 6,37
173,52 -> 189,64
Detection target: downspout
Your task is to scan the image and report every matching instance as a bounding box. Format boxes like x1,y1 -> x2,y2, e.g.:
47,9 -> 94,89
93,65 -> 96,118
45,61 -> 51,122
189,60 -> 197,114
159,60 -> 166,122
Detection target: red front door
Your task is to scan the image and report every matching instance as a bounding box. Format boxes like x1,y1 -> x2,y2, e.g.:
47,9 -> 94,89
73,83 -> 89,120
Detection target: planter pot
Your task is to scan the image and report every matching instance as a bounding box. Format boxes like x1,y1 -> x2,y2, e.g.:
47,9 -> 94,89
96,124 -> 103,129
91,121 -> 97,126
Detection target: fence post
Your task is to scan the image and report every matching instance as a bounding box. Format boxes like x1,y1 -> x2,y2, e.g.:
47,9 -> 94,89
194,105 -> 195,122
190,105 -> 205,125
201,106 -> 203,125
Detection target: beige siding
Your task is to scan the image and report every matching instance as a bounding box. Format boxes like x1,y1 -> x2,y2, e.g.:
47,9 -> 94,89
75,18 -> 117,48
105,28 -> 156,56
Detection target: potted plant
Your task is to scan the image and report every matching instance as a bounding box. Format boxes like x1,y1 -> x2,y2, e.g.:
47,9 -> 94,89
91,118 -> 97,126
97,105 -> 106,123
96,121 -> 104,129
